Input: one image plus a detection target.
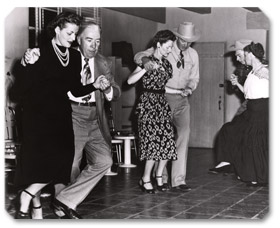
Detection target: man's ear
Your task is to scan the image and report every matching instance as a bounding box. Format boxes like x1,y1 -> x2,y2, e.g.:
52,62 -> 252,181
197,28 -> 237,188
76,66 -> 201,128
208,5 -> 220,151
77,36 -> 81,45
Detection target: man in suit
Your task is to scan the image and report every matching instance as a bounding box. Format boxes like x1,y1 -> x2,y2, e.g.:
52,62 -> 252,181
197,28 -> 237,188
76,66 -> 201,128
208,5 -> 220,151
134,22 -> 201,191
51,20 -> 121,219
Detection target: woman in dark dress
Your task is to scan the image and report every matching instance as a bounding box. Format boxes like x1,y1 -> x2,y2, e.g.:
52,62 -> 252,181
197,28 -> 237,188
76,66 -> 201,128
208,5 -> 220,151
209,42 -> 269,186
14,12 -> 106,219
128,30 -> 177,193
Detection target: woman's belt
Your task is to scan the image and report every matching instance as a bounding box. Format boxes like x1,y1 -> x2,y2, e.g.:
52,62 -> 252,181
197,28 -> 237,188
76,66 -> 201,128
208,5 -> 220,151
142,88 -> 165,94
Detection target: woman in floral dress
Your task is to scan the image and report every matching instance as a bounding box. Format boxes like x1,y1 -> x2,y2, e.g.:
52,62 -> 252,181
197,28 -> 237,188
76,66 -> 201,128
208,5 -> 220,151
128,30 -> 177,193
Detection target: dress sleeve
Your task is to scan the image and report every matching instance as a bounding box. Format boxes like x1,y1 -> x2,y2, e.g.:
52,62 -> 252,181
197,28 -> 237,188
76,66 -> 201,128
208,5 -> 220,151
254,67 -> 269,80
68,50 -> 98,97
134,47 -> 155,65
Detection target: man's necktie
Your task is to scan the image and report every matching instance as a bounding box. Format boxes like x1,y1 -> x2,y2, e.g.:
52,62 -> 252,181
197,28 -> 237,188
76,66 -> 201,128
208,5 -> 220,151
82,58 -> 92,102
82,58 -> 91,85
177,51 -> 185,69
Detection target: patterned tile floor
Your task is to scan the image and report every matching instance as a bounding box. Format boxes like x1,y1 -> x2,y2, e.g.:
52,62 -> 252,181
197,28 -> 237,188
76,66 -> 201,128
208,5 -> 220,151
5,148 -> 269,219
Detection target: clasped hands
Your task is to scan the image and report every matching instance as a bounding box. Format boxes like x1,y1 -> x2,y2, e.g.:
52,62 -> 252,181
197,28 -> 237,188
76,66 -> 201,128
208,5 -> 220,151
180,89 -> 192,97
230,74 -> 239,86
94,76 -> 111,92
21,48 -> 40,66
21,48 -> 110,92
142,57 -> 158,71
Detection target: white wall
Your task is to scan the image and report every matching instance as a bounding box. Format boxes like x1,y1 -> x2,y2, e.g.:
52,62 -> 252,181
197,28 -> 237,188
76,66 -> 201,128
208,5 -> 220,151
101,8 -> 159,57
159,7 -> 267,122
5,7 -> 268,122
5,7 -> 29,73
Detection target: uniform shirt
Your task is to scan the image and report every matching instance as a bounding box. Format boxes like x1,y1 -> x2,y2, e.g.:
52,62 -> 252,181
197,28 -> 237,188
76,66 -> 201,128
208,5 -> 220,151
68,53 -> 113,102
244,66 -> 269,99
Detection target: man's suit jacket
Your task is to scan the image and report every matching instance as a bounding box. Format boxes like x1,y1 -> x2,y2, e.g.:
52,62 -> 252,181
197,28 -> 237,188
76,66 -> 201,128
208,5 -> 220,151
93,53 -> 121,146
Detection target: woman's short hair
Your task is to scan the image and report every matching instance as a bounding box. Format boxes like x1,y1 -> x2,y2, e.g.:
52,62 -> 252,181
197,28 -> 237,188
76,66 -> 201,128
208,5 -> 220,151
47,12 -> 82,38
151,30 -> 176,49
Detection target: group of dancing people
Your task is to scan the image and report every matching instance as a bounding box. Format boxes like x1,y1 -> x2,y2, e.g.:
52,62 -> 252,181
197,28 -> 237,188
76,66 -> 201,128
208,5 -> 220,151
12,11 -> 269,220
130,32 -> 269,192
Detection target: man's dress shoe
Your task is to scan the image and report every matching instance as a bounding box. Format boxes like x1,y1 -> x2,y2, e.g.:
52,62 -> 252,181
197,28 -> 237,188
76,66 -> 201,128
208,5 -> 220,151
52,198 -> 82,219
172,184 -> 191,191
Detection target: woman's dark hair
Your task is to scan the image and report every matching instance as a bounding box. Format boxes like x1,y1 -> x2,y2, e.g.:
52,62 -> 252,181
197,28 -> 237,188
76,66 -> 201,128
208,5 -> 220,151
244,42 -> 268,64
151,30 -> 176,49
46,12 -> 82,38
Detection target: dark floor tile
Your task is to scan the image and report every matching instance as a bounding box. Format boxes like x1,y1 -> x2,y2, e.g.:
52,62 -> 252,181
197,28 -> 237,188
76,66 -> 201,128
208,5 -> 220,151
173,212 -> 213,219
83,210 -> 131,219
254,207 -> 269,219
231,202 -> 268,212
211,215 -> 245,219
5,148 -> 269,220
117,198 -> 162,209
78,202 -> 112,213
166,197 -> 203,206
128,214 -> 166,219
103,205 -> 146,214
151,202 -> 192,212
198,201 -> 232,210
217,191 -> 250,199
138,208 -> 179,218
89,197 -> 128,206
186,205 -> 224,215
242,196 -> 269,206
225,186 -> 261,194
219,208 -> 260,218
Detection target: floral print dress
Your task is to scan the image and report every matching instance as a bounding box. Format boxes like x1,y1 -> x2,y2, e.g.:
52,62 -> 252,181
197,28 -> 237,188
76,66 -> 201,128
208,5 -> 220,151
136,55 -> 177,161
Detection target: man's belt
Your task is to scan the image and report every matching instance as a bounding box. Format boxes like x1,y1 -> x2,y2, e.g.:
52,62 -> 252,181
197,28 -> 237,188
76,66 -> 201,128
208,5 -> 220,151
165,86 -> 185,94
70,100 -> 96,107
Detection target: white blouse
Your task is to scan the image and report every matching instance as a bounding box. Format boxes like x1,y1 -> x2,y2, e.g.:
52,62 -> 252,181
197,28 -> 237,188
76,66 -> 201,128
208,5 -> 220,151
243,66 -> 269,99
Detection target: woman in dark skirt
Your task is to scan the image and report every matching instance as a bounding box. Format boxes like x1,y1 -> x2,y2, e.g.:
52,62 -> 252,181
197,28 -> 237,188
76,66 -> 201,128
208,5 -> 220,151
14,12 -> 105,219
209,42 -> 269,186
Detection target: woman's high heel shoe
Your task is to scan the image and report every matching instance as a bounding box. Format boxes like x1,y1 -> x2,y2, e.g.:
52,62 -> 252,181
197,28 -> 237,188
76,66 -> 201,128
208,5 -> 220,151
15,189 -> 35,219
31,205 -> 43,219
139,179 -> 155,194
155,176 -> 168,192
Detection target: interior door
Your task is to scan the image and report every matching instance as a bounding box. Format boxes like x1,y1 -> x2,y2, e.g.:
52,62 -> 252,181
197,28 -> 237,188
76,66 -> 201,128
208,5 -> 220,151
189,42 -> 225,148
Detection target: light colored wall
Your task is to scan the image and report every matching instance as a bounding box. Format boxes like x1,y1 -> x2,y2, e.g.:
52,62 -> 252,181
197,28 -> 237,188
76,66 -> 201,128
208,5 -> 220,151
101,8 -> 159,57
160,7 -> 267,122
6,7 -> 267,122
101,7 -> 268,122
5,7 -> 29,73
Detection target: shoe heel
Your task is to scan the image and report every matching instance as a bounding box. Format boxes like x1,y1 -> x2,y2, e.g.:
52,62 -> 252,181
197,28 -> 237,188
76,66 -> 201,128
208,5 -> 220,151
139,179 -> 155,194
155,176 -> 167,192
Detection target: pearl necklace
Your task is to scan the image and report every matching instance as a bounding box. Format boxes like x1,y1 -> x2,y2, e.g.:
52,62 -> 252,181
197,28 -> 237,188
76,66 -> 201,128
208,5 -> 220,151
51,39 -> 69,67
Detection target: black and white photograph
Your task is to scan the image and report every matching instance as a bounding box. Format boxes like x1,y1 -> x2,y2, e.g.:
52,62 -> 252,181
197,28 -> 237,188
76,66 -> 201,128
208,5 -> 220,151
2,1 -> 278,225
